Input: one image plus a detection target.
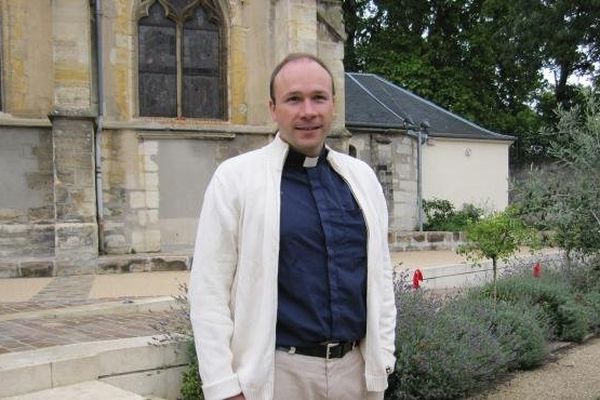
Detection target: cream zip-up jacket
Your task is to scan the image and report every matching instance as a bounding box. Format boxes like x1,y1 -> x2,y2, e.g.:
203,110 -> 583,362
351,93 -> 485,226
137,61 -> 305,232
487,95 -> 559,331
189,135 -> 396,400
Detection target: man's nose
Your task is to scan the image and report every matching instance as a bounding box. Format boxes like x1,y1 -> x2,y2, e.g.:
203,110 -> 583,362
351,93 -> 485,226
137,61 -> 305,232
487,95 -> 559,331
300,99 -> 317,117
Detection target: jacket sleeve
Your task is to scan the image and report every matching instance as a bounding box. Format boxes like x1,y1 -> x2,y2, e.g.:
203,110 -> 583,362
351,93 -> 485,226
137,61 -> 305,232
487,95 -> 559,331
189,172 -> 242,400
375,179 -> 397,372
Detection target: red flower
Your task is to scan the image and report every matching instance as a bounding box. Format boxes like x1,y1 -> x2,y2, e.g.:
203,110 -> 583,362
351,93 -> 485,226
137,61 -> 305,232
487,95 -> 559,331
412,269 -> 424,289
533,262 -> 542,278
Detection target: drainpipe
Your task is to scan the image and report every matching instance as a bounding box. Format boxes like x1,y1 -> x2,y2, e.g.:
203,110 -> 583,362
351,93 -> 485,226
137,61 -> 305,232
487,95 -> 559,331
416,120 -> 430,231
92,0 -> 105,253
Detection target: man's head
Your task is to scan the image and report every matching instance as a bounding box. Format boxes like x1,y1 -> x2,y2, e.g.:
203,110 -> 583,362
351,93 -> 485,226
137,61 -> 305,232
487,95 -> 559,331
269,53 -> 335,157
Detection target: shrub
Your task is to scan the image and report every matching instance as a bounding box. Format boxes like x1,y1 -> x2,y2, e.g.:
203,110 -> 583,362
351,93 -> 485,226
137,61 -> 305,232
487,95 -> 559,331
447,295 -> 548,371
151,284 -> 204,400
387,292 -> 510,399
580,291 -> 600,332
557,300 -> 589,342
492,301 -> 549,369
423,198 -> 483,232
180,341 -> 204,400
476,272 -> 590,341
562,255 -> 600,293
512,94 -> 600,257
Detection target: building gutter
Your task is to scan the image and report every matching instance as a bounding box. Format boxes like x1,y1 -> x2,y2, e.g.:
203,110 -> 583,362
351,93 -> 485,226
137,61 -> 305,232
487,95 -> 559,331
92,0 -> 105,253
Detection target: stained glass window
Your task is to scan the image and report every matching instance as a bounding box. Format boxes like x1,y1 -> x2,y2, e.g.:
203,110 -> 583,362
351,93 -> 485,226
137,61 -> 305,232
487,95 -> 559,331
138,0 -> 225,119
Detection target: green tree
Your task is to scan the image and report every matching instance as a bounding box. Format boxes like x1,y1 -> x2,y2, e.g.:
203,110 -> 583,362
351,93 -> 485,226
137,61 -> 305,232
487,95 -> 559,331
529,0 -> 600,109
514,92 -> 600,260
458,208 -> 538,302
342,0 -> 600,164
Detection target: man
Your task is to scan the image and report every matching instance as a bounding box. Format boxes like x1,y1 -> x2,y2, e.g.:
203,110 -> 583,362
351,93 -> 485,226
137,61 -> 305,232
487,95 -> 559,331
189,53 -> 396,400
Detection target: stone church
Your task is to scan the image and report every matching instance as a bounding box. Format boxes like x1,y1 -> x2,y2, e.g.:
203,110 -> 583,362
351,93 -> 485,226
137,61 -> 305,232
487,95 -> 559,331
2,0 -> 418,277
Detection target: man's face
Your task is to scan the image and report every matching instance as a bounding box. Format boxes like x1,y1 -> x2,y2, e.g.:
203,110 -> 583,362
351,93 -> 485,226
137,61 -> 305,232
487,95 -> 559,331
269,58 -> 335,157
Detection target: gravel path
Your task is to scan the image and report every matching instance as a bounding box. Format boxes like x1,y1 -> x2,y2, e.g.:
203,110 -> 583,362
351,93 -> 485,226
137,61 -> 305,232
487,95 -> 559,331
474,336 -> 600,400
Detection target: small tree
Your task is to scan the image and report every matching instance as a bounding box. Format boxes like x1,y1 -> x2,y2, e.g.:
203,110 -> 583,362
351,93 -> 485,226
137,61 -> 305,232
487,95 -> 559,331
514,92 -> 600,262
458,208 -> 538,302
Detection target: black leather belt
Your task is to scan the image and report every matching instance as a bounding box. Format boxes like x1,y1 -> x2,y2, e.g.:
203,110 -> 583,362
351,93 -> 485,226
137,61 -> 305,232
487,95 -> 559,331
276,341 -> 359,360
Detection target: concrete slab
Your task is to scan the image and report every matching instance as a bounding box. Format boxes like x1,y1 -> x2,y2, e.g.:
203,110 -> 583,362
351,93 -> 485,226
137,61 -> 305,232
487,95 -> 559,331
102,366 -> 186,400
0,380 -> 148,400
0,336 -> 185,398
88,271 -> 189,299
0,278 -> 52,303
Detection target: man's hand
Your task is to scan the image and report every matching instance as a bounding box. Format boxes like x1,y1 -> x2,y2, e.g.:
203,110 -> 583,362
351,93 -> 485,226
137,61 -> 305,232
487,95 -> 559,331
225,394 -> 245,400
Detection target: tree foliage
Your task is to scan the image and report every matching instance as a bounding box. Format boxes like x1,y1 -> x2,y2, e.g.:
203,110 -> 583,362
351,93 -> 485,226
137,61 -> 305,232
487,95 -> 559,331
514,92 -> 600,257
343,0 -> 600,164
458,208 -> 538,301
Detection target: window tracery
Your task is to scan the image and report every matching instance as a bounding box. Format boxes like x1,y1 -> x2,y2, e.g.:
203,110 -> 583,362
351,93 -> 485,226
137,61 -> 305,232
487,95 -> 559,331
137,0 -> 226,119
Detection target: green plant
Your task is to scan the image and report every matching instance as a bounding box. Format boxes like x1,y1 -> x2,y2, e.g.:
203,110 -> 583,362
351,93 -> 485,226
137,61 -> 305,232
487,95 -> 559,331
580,291 -> 600,332
476,272 -> 590,342
557,300 -> 589,342
491,301 -> 549,370
458,207 -> 539,302
180,340 -> 204,400
387,292 -> 512,399
422,198 -> 483,232
513,93 -> 600,258
151,284 -> 203,399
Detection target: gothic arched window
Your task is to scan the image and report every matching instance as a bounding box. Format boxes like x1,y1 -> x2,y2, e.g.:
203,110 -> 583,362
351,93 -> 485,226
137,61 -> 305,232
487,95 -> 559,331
137,0 -> 226,119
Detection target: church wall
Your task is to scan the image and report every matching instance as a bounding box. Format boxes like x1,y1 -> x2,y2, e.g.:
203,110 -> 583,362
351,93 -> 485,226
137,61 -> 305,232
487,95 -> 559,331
349,131 -> 418,232
0,0 -> 359,273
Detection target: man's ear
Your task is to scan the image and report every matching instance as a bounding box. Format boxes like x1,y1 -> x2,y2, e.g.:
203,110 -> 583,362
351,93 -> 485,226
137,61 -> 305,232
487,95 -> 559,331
269,99 -> 277,122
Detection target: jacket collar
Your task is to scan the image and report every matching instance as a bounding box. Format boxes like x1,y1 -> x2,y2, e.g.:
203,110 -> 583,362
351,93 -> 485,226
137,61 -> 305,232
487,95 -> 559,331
267,133 -> 336,170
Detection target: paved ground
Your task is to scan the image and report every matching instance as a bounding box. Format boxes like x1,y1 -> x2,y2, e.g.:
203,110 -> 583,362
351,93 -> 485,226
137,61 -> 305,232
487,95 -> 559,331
473,337 -> 600,400
5,248 -> 594,400
0,249 -> 555,356
0,271 -> 188,355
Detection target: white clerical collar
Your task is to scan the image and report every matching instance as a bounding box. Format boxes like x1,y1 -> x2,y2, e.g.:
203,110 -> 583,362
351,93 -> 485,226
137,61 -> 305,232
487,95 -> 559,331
303,156 -> 319,168
284,146 -> 328,169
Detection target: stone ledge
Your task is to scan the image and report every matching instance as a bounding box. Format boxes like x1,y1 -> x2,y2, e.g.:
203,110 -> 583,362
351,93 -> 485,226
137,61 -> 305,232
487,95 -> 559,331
390,230 -> 466,251
0,258 -> 55,278
0,253 -> 191,279
0,115 -> 52,128
97,254 -> 191,275
20,261 -> 55,278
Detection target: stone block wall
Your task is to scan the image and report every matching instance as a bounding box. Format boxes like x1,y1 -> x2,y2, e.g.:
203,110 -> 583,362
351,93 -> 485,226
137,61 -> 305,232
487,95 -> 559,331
0,0 -> 357,275
349,131 -> 419,231
389,231 -> 466,251
50,111 -> 98,275
0,127 -> 54,259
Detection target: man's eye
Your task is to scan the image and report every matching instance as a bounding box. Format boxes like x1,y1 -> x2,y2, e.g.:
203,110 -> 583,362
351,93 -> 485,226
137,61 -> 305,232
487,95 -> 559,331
286,96 -> 301,102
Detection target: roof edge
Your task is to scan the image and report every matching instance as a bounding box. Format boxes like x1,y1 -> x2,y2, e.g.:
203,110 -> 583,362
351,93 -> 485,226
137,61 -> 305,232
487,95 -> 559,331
345,72 -> 516,141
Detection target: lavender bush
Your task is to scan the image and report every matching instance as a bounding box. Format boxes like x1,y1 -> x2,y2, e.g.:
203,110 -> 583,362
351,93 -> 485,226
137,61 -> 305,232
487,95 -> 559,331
475,270 -> 588,341
386,290 -> 512,399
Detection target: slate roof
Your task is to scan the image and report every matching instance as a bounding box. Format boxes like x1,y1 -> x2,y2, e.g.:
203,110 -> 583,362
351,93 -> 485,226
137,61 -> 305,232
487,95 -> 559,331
345,72 -> 515,141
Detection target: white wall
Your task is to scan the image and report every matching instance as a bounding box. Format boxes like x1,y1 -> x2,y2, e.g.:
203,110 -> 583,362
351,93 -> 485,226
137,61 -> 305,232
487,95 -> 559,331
422,137 -> 512,212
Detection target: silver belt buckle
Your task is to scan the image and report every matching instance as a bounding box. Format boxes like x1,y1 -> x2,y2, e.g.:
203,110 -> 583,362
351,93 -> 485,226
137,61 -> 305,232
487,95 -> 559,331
325,342 -> 339,360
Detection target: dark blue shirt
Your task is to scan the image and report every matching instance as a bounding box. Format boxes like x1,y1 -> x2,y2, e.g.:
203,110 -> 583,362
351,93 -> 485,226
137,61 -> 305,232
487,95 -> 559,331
276,147 -> 367,347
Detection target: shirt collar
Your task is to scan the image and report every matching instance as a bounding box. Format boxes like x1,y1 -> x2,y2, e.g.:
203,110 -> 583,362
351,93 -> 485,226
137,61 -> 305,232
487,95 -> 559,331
284,146 -> 329,169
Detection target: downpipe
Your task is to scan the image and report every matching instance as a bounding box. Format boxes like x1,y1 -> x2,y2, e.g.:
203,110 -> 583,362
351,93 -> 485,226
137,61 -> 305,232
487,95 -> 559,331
92,0 -> 105,254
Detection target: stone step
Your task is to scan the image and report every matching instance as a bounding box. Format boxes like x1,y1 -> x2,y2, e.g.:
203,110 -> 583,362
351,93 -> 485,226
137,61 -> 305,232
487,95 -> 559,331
0,296 -> 175,322
0,335 -> 187,399
0,380 -> 163,400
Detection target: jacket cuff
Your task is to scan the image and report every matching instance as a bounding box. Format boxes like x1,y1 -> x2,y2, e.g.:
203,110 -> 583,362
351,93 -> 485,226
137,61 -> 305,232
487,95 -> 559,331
384,352 -> 396,374
202,374 -> 242,400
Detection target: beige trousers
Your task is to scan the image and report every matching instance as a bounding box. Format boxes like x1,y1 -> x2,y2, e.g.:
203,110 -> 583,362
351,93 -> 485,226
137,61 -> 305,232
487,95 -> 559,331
273,347 -> 384,400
